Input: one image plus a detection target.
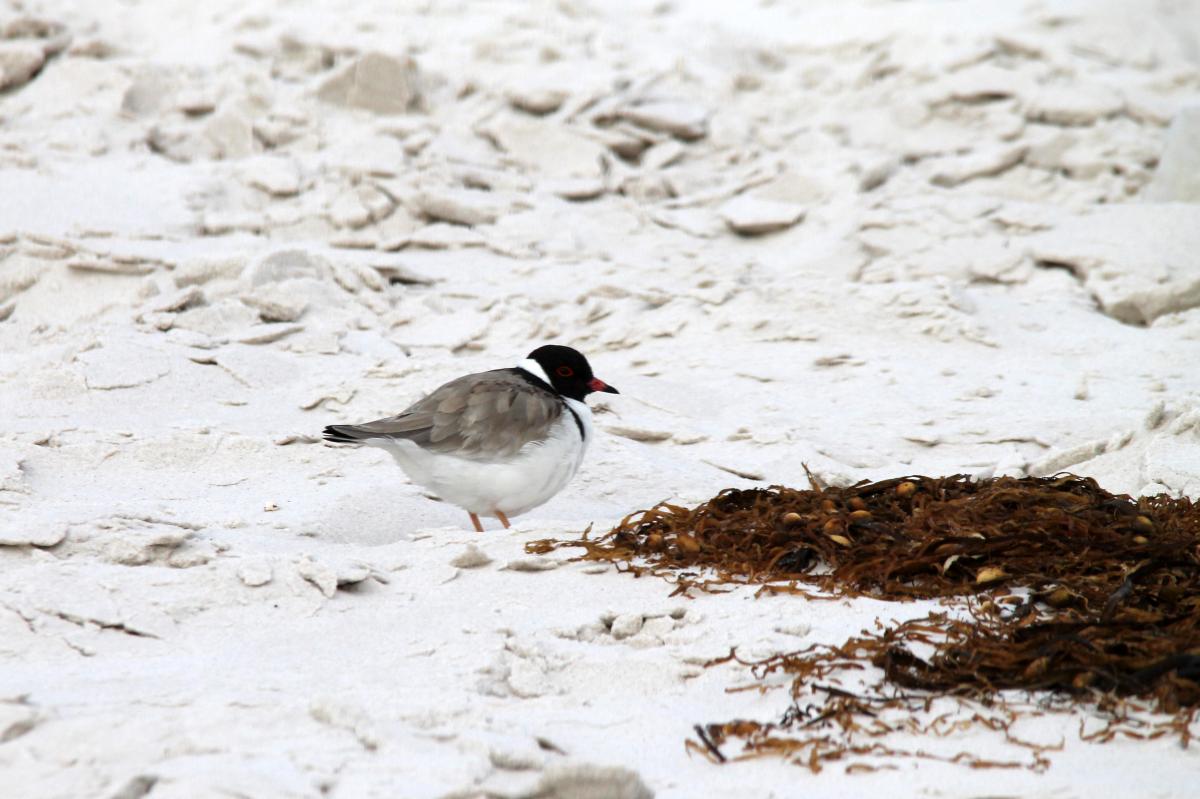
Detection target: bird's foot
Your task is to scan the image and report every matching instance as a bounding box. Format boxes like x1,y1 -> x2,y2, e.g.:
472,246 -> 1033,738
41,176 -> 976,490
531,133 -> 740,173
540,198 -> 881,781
495,510 -> 511,529
469,512 -> 484,533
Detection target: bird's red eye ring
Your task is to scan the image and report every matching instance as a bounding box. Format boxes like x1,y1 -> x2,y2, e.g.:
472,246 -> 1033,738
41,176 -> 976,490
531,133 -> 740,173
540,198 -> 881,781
556,366 -> 574,377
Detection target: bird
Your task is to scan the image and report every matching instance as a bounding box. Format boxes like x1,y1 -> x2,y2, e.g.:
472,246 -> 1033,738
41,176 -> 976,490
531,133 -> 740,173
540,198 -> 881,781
322,345 -> 619,532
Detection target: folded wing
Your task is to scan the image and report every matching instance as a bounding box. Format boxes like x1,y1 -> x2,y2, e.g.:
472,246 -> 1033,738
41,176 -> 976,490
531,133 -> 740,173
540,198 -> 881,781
322,369 -> 562,461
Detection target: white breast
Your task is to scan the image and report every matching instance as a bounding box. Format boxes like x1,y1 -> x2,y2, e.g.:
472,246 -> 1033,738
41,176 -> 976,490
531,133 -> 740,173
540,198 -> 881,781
379,399 -> 592,517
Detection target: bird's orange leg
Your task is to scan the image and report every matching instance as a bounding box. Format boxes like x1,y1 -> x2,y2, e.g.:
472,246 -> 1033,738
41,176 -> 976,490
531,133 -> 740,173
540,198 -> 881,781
495,511 -> 511,529
469,512 -> 484,533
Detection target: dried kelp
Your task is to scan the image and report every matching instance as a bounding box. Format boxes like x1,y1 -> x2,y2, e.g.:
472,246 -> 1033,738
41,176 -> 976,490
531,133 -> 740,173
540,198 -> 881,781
527,474 -> 1200,770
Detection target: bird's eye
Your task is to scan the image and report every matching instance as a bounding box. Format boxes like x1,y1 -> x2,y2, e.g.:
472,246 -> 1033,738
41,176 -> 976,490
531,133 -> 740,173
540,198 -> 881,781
556,366 -> 574,378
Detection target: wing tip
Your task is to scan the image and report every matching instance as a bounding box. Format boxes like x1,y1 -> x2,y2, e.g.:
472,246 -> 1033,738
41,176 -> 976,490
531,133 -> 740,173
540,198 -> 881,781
322,425 -> 360,444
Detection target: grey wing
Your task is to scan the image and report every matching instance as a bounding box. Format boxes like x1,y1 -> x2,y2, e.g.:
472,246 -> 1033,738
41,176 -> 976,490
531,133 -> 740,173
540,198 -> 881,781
322,369 -> 563,460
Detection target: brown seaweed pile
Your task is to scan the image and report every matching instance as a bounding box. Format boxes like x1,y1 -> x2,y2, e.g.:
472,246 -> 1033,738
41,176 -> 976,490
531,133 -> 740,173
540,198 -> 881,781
528,474 -> 1200,771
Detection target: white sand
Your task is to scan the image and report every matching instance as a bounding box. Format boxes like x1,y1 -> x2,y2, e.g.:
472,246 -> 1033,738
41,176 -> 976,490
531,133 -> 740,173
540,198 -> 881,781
2,0 -> 1200,796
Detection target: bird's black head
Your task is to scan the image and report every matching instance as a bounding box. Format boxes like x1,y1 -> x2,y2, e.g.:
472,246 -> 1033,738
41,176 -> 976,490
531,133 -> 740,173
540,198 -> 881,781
526,344 -> 619,402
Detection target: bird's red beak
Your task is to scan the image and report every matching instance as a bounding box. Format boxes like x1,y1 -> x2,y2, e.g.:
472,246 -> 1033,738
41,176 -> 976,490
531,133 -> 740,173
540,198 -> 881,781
588,378 -> 619,394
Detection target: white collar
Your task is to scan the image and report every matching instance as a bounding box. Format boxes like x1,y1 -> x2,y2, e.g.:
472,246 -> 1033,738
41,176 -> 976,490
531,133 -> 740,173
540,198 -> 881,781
516,357 -> 552,386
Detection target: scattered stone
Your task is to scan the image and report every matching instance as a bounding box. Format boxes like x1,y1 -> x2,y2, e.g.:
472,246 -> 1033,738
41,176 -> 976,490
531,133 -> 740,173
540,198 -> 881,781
329,185 -> 394,229
107,776 -> 157,799
167,543 -> 214,569
198,210 -> 265,234
405,223 -> 486,250
618,174 -> 672,202
330,260 -> 386,294
240,290 -> 307,323
175,257 -> 245,286
235,322 -> 304,345
587,124 -> 653,160
485,116 -> 608,180
253,115 -> 306,148
171,329 -> 220,351
67,258 -> 156,276
857,153 -> 900,192
120,74 -> 172,116
0,701 -> 37,744
546,177 -> 606,201
618,100 -> 709,141
334,561 -> 373,587
641,139 -> 685,170
21,234 -> 74,259
69,38 -> 117,58
936,64 -> 1029,104
147,123 -> 208,162
1145,401 -> 1167,431
450,544 -> 493,569
0,42 -> 45,91
610,613 -> 644,640
4,17 -> 69,51
489,744 -> 545,771
148,286 -> 204,314
175,88 -> 217,116
1024,85 -> 1123,126
244,250 -> 330,287
604,424 -> 672,443
204,108 -> 257,159
930,144 -> 1027,187
1145,106 -> 1200,202
648,207 -> 721,237
414,187 -> 503,226
317,52 -> 421,114
297,555 -> 337,597
240,156 -> 303,197
719,194 -> 805,236
0,524 -> 65,547
141,310 -> 173,331
370,262 -> 437,285
508,87 -> 567,115
965,244 -> 1031,284
237,559 -> 274,587
309,697 -> 381,750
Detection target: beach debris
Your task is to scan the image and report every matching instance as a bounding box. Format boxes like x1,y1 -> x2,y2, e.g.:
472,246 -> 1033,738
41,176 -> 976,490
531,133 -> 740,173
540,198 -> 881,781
530,473 -> 1200,771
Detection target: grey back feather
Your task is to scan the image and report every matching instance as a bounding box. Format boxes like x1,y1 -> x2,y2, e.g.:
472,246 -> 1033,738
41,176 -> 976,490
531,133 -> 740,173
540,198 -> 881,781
331,369 -> 563,461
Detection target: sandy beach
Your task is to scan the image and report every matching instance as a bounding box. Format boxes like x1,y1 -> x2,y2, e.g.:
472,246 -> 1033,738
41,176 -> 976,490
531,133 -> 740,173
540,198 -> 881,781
3,0 -> 1200,796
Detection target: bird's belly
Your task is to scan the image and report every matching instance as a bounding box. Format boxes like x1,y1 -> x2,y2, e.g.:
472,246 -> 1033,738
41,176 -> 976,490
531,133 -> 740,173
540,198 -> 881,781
380,427 -> 586,516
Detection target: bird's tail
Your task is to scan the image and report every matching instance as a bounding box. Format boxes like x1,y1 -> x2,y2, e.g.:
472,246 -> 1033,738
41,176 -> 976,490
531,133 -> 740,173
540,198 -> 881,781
322,424 -> 376,444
